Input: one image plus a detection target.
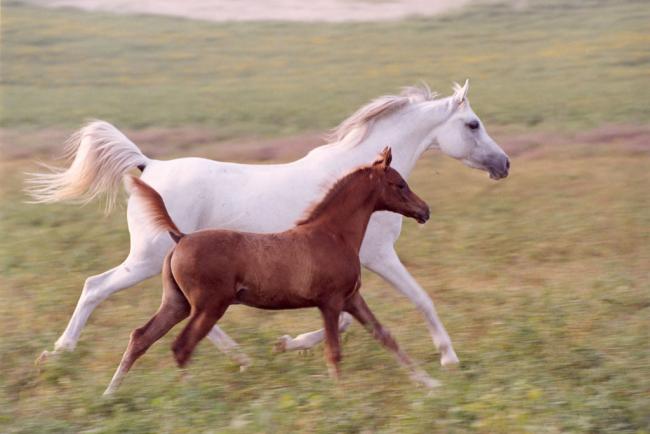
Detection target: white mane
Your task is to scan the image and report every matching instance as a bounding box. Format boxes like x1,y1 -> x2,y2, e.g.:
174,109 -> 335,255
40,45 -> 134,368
329,85 -> 439,147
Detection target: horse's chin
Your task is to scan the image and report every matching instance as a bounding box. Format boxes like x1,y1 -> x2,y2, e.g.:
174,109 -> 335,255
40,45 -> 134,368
488,168 -> 508,180
462,158 -> 509,180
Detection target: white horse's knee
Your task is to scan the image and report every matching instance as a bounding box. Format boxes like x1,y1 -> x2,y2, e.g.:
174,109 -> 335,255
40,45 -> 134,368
79,274 -> 111,306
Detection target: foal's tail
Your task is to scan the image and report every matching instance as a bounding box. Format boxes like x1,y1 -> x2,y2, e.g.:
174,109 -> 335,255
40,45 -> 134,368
25,120 -> 150,211
124,176 -> 185,243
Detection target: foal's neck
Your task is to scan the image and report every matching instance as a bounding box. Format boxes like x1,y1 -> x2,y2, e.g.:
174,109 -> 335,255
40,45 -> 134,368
302,172 -> 379,252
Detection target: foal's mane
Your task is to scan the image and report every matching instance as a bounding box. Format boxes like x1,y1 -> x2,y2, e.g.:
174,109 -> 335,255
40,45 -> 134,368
329,85 -> 438,147
296,167 -> 374,226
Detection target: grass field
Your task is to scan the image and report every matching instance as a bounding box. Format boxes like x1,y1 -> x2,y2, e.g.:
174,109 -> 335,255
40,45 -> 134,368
2,147 -> 649,433
1,0 -> 649,433
2,0 -> 650,134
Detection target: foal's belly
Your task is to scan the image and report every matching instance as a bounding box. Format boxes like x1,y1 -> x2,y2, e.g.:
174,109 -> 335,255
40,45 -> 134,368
233,283 -> 317,310
233,268 -> 360,311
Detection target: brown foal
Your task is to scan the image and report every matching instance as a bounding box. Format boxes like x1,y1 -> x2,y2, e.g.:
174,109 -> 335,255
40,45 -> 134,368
104,148 -> 439,395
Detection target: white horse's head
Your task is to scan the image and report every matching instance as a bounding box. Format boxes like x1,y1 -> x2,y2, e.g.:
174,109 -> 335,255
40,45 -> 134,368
432,80 -> 510,180
328,81 -> 509,180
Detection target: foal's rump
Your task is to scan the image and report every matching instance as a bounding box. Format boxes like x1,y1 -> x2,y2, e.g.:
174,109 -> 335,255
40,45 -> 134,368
161,249 -> 190,311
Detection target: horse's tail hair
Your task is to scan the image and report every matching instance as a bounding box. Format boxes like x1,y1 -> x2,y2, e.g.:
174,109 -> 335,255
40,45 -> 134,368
24,120 -> 150,212
124,176 -> 185,243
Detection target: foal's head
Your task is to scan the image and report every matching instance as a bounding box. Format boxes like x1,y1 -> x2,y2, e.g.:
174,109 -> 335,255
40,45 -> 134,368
372,147 -> 430,224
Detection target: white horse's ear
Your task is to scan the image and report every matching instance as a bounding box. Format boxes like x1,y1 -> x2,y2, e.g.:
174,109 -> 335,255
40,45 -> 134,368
452,79 -> 470,105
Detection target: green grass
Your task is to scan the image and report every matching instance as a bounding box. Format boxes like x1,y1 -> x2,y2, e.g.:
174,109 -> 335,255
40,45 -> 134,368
1,0 -> 650,134
1,145 -> 649,433
1,0 -> 649,432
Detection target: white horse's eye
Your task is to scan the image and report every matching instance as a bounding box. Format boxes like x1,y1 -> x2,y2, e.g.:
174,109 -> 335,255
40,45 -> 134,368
467,120 -> 480,130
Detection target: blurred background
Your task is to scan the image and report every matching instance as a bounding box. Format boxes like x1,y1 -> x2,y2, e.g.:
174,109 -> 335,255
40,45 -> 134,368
1,0 -> 648,432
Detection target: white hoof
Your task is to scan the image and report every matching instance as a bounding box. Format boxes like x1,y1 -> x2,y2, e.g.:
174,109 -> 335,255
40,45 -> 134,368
237,354 -> 252,372
35,350 -> 51,366
274,335 -> 293,353
440,350 -> 460,368
35,349 -> 61,366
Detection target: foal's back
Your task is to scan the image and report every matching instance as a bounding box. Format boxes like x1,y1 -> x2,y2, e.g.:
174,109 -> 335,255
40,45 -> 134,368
169,227 -> 360,310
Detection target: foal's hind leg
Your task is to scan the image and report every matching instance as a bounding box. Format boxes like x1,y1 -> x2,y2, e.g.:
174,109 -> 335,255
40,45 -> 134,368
103,276 -> 190,395
172,298 -> 231,368
345,293 -> 439,389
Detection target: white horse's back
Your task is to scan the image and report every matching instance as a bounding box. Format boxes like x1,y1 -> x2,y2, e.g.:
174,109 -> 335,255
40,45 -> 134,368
136,156 -> 326,237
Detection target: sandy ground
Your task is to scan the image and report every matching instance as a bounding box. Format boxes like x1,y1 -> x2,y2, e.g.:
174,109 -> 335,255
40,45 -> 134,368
21,0 -> 480,22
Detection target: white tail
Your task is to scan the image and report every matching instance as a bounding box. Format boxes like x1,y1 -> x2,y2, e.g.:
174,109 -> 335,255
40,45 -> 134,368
25,121 -> 150,211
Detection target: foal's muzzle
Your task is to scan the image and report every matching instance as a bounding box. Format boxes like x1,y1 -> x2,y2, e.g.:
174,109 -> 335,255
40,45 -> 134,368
415,207 -> 430,224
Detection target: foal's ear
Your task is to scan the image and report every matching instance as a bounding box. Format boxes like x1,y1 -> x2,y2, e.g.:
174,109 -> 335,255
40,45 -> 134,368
373,146 -> 393,169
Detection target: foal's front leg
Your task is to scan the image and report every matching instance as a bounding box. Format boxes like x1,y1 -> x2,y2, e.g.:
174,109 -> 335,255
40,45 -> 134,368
345,293 -> 439,389
276,246 -> 459,368
319,307 -> 343,380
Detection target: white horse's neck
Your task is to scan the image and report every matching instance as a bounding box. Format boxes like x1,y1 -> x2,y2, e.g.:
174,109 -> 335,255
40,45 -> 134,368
300,97 -> 452,179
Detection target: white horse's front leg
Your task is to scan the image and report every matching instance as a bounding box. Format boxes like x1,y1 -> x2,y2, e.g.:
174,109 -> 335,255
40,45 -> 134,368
274,313 -> 353,352
365,248 -> 459,367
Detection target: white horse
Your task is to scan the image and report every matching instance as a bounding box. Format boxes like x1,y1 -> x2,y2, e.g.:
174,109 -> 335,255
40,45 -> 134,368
28,81 -> 509,369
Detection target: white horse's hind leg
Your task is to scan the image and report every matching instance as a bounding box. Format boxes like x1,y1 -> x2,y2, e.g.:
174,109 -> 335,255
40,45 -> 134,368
38,256 -> 162,362
206,325 -> 252,371
275,312 -> 353,352
365,248 -> 459,367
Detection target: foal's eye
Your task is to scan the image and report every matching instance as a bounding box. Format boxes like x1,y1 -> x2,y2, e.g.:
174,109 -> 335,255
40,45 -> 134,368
467,120 -> 480,130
